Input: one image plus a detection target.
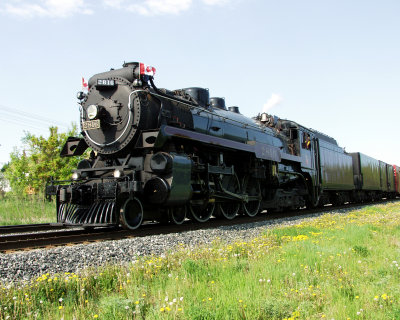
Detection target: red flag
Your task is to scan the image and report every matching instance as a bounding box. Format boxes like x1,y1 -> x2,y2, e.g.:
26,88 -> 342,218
82,77 -> 88,91
139,63 -> 156,76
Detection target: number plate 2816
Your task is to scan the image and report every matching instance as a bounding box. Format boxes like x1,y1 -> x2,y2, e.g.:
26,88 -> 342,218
82,120 -> 100,130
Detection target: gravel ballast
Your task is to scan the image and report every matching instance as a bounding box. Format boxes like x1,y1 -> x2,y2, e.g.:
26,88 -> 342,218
0,208 -> 355,284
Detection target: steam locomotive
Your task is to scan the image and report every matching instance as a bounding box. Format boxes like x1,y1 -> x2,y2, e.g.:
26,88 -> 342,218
46,61 -> 400,229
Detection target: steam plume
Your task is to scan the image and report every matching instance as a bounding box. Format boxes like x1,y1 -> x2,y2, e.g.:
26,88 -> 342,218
263,93 -> 283,113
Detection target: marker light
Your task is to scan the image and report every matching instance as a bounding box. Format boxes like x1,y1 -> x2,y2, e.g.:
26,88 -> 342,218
72,172 -> 81,180
77,91 -> 86,100
113,169 -> 122,178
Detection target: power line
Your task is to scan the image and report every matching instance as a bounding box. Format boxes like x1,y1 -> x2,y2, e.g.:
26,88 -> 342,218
0,117 -> 50,131
0,104 -> 70,129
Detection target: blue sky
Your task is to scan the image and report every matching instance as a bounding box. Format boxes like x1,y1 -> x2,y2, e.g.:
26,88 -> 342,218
0,0 -> 399,166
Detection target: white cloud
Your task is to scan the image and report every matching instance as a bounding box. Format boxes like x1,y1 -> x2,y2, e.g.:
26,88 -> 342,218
263,93 -> 283,113
1,0 -> 232,18
102,0 -> 124,9
201,0 -> 229,6
1,0 -> 93,18
103,0 -> 233,16
105,0 -> 192,16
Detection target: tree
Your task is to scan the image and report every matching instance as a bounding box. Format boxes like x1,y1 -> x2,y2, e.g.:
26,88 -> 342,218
4,125 -> 85,196
0,163 -> 9,198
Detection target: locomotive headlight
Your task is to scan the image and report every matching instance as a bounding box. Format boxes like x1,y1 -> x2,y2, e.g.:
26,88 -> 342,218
87,104 -> 98,120
113,169 -> 123,178
72,172 -> 81,180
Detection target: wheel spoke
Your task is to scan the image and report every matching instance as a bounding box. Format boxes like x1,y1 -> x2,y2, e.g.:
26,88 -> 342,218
188,201 -> 215,223
170,206 -> 187,225
120,197 -> 143,230
242,176 -> 261,217
218,174 -> 240,220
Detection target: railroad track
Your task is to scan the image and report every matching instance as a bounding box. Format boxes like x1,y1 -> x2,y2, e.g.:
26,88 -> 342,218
1,199 -> 397,253
0,227 -> 124,252
0,212 -> 301,252
0,223 -> 65,235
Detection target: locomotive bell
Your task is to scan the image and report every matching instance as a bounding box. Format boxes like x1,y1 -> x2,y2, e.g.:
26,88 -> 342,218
260,113 -> 268,123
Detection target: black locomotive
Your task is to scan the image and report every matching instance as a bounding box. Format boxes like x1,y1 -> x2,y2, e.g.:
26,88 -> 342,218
46,61 -> 399,229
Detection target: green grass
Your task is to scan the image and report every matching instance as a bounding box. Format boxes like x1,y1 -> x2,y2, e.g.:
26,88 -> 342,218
1,202 -> 400,319
0,196 -> 56,225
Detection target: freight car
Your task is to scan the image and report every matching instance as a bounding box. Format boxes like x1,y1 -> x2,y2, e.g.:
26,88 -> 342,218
46,61 -> 399,229
394,165 -> 400,194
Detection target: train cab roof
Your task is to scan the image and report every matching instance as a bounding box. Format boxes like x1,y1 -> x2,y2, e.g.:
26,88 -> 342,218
261,114 -> 338,146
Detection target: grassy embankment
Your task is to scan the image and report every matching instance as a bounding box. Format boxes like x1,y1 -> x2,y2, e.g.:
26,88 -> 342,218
1,202 -> 400,319
0,196 -> 55,225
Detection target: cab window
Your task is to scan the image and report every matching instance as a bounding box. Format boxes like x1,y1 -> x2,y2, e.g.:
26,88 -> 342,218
302,132 -> 311,150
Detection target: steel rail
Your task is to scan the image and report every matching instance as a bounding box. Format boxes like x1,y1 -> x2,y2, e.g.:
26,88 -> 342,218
0,224 -> 65,235
0,199 -> 398,253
